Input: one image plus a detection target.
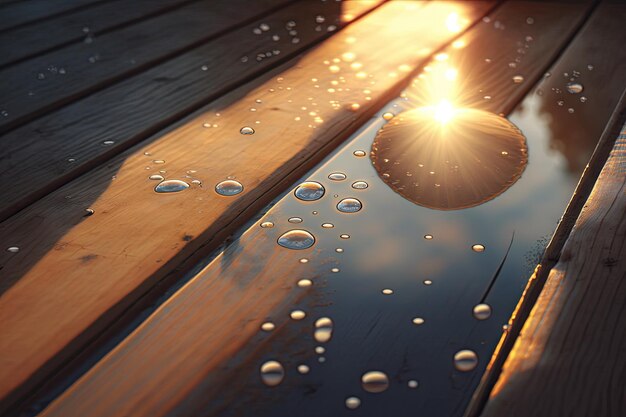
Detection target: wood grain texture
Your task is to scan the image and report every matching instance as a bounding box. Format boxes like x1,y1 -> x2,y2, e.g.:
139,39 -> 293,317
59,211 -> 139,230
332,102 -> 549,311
480,119 -> 626,417
0,0 -> 289,133
34,2 -> 609,416
1,0 -> 463,413
0,0 -> 105,33
0,0 -> 378,223
0,0 -> 195,68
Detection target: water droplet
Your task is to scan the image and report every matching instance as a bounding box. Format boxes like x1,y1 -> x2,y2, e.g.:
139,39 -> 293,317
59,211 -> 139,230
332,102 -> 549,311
314,317 -> 334,343
526,17 -> 534,24
424,234 -> 433,240
335,248 -> 344,253
472,244 -> 485,252
353,150 -> 366,157
331,267 -> 340,273
473,303 -> 492,320
152,159 -> 165,164
149,174 -> 164,181
345,397 -> 361,409
240,126 -> 255,135
215,180 -> 243,196
512,75 -> 524,84
568,107 -> 575,114
423,280 -> 433,285
261,322 -> 275,331
382,289 -> 393,295
298,279 -> 312,287
408,380 -> 419,388
382,112 -> 395,121
102,140 -> 114,146
337,198 -> 362,213
352,181 -> 368,190
557,100 -> 564,107
299,258 -> 309,263
155,180 -> 190,193
340,234 -> 350,239
297,364 -> 310,374
412,317 -> 425,325
260,221 -> 274,228
260,23 -> 270,31
483,95 -> 492,100
7,246 -> 19,253
566,82 -> 583,94
294,181 -> 325,201
580,96 -> 587,103
84,208 -> 95,216
361,371 -> 389,393
290,310 -> 306,320
260,360 -> 284,386
587,64 -> 594,71
454,350 -> 478,371
328,172 -> 347,181
322,223 -> 335,229
288,217 -> 303,223
277,230 -> 315,250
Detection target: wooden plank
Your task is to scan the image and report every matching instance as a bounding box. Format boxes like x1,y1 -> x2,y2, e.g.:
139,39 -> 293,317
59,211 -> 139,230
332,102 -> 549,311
0,0 -> 384,413
33,2 -> 610,416
0,2 -> 494,415
0,0 -> 105,33
0,0 -> 196,68
480,114 -> 626,417
0,0 -> 378,223
0,0 -> 290,134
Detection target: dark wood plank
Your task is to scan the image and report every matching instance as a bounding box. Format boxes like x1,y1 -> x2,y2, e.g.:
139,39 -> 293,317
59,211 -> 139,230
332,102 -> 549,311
0,0 -> 196,68
0,1 -> 386,412
0,0 -> 377,223
0,0 -> 289,134
480,114 -> 626,417
0,0 -> 106,33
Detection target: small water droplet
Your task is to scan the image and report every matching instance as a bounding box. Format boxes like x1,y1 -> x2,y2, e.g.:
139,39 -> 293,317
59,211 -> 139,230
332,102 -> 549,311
260,221 -> 274,228
7,246 -> 19,253
314,317 -> 334,343
340,234 -> 350,239
345,397 -> 361,409
322,223 -> 334,228
454,350 -> 478,371
84,208 -> 95,216
353,150 -> 366,157
473,303 -> 492,320
290,310 -> 306,320
260,360 -> 284,386
361,371 -> 389,393
423,280 -> 433,285
557,100 -> 564,106
566,82 -> 583,94
149,174 -> 164,181
352,181 -> 368,190
288,217 -> 303,223
568,107 -> 575,114
294,181 -> 325,201
587,64 -> 594,71
424,234 -> 433,240
277,229 -> 315,250
299,258 -> 309,263
580,96 -> 587,103
331,267 -> 340,273
261,322 -> 275,331
472,244 -> 485,252
337,198 -> 362,213
328,172 -> 347,181
215,180 -> 243,196
382,112 -> 395,121
298,279 -> 312,287
512,75 -> 524,84
335,248 -> 344,253
412,317 -> 425,325
526,17 -> 534,24
240,126 -> 255,135
153,159 -> 165,164
382,288 -> 393,295
408,380 -> 419,388
155,180 -> 190,193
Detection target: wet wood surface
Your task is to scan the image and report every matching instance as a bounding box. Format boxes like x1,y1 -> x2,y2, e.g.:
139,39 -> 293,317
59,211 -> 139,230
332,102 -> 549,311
0,0 -> 194,68
34,2 -> 607,416
0,0 -> 104,32
0,0 -> 289,134
480,116 -> 626,417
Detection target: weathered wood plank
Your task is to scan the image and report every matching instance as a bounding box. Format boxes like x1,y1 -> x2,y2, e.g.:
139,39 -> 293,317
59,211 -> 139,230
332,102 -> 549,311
0,2 -> 494,415
0,0 -> 289,134
0,0 -> 195,68
0,0 -> 104,33
480,112 -> 626,417
34,2 -> 608,416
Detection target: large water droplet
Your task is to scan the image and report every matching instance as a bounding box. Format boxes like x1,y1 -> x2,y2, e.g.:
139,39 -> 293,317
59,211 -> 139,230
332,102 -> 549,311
454,350 -> 478,371
260,360 -> 284,386
473,303 -> 492,320
294,181 -> 325,201
345,397 -> 361,409
371,108 -> 527,210
361,371 -> 389,393
566,82 -> 583,94
215,180 -> 243,196
155,179 -> 190,193
352,181 -> 369,190
240,126 -> 255,135
337,198 -> 362,213
328,172 -> 347,181
278,229 -> 315,250
314,317 -> 334,343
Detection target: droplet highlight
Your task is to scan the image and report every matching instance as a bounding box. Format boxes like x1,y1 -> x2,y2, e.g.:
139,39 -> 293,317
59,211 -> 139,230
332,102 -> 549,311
260,360 -> 285,386
454,350 -> 478,372
294,181 -> 325,201
361,371 -> 389,393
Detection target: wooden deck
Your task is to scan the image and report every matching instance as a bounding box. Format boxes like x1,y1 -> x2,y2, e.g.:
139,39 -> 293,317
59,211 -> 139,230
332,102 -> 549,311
0,1 -> 625,416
